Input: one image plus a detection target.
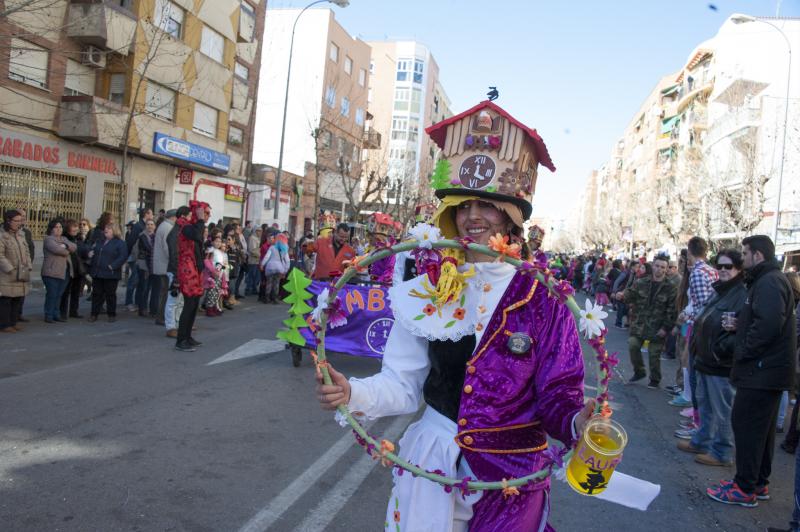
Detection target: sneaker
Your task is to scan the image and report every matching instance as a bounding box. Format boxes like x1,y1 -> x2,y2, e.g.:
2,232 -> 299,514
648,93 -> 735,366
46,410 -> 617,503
174,341 -> 196,352
680,407 -> 695,418
669,396 -> 692,407
647,381 -> 660,389
665,384 -> 682,393
755,485 -> 770,500
707,481 -> 757,507
675,436 -> 705,448
627,373 -> 647,384
780,441 -> 797,454
127,305 -> 138,312
666,387 -> 682,396
679,419 -> 697,429
188,337 -> 202,347
695,453 -> 732,467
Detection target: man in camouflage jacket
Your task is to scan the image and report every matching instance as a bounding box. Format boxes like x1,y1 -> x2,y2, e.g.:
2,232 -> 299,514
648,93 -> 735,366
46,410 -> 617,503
617,255 -> 678,387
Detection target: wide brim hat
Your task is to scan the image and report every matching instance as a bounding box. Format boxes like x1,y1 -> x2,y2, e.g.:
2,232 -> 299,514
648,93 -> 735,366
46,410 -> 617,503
434,188 -> 533,219
425,100 -> 555,224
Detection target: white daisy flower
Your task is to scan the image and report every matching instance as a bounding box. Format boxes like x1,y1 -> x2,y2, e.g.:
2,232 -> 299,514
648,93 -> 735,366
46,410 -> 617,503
579,299 -> 608,339
407,223 -> 441,249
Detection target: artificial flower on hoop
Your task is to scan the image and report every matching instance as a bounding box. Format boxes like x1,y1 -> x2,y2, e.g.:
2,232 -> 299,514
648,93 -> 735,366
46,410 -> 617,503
552,280 -> 575,304
311,287 -> 348,329
488,233 -> 522,261
407,223 -> 442,249
343,254 -> 368,273
578,299 -> 608,339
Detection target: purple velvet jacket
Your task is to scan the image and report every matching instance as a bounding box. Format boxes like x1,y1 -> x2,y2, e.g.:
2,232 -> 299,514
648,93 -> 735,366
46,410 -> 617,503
456,272 -> 585,532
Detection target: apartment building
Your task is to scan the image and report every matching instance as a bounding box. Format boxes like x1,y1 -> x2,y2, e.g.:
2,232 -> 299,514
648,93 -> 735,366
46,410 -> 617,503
0,0 -> 266,236
365,41 -> 451,207
253,8 -> 371,236
580,15 -> 799,256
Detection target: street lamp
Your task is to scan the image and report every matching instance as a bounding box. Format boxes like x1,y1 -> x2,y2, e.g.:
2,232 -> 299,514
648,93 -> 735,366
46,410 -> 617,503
731,14 -> 792,245
273,0 -> 349,224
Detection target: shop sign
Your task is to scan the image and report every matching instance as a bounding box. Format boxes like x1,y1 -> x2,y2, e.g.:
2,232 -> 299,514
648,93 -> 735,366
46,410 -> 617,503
0,128 -> 120,176
225,184 -> 244,202
177,168 -> 194,185
153,132 -> 230,172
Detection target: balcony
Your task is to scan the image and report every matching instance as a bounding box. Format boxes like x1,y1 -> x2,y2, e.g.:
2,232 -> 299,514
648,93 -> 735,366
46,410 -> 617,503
363,127 -> 381,149
684,106 -> 708,131
677,76 -> 714,113
58,96 -> 129,147
67,1 -> 137,54
704,107 -> 761,148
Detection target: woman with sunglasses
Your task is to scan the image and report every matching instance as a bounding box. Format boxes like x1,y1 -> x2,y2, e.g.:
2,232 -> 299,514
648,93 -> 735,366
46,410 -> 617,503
679,249 -> 746,466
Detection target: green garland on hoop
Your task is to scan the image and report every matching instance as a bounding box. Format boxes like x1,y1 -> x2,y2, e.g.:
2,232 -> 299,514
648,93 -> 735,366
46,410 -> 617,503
312,238 -> 615,492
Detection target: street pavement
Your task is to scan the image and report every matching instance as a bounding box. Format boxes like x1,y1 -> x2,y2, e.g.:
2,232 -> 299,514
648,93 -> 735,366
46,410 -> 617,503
0,288 -> 795,531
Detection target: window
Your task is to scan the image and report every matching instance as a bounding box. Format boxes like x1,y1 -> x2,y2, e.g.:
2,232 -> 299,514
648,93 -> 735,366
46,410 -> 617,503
321,130 -> 332,148
391,117 -> 408,131
145,82 -> 176,121
200,25 -> 224,63
394,88 -> 410,101
64,59 -> 95,96
358,68 -> 366,87
193,101 -> 218,137
325,84 -> 335,107
344,56 -> 352,75
396,59 -> 410,81
410,88 -> 422,114
154,0 -> 184,39
329,43 -> 339,62
108,73 -> 126,104
413,59 -> 423,84
239,1 -> 256,42
9,38 -> 48,89
369,61 -> 374,73
355,108 -> 364,126
228,125 -> 243,145
340,96 -> 350,117
234,62 -> 249,81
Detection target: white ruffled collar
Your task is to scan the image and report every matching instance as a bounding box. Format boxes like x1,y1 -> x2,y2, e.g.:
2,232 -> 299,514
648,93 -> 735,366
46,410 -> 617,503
388,261 -> 515,342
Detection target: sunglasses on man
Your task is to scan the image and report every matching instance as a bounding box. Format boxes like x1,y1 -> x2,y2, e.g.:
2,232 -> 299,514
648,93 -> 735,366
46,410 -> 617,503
715,264 -> 735,270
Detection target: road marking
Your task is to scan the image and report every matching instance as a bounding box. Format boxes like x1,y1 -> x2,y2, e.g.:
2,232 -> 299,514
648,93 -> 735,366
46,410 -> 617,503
237,416 -> 387,532
207,339 -> 287,365
290,414 -> 413,532
584,384 -> 597,391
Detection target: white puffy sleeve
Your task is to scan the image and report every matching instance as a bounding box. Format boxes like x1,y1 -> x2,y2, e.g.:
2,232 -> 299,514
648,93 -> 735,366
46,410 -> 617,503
345,319 -> 430,420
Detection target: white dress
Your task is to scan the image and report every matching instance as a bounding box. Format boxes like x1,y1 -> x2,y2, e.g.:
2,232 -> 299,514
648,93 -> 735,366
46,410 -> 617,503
346,263 -> 517,531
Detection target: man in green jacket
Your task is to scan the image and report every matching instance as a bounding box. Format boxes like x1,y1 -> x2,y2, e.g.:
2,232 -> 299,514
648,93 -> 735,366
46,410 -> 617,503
616,255 -> 678,388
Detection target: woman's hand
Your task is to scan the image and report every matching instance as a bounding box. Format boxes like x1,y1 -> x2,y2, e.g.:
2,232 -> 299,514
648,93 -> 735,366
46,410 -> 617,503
316,364 -> 351,411
575,398 -> 597,436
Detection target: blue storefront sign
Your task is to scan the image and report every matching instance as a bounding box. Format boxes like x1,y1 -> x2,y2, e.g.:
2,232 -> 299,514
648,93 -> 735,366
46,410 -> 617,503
153,132 -> 230,172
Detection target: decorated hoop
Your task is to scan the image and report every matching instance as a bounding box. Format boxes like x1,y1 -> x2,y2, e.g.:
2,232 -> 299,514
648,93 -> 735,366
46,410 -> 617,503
309,237 -> 618,493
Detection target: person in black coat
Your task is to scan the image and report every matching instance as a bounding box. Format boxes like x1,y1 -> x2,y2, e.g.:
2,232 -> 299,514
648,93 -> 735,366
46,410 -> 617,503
679,249 -> 746,466
59,219 -> 88,320
87,223 -> 128,322
707,235 -> 798,506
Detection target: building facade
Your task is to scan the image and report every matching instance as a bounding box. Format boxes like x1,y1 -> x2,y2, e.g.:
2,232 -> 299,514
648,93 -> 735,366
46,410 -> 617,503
253,7 -> 371,237
364,41 -> 451,211
0,0 -> 267,236
580,15 -> 799,258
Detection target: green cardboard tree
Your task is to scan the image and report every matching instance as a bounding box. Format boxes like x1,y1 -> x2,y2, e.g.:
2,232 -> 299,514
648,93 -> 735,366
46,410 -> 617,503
276,268 -> 314,346
430,159 -> 452,190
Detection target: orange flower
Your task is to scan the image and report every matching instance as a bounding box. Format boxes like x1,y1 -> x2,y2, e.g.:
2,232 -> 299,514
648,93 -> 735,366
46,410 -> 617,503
478,305 -> 487,314
453,307 -> 466,320
423,303 -> 436,316
501,478 -> 520,499
488,233 -> 521,260
394,510 -> 401,523
475,323 -> 484,331
483,283 -> 492,292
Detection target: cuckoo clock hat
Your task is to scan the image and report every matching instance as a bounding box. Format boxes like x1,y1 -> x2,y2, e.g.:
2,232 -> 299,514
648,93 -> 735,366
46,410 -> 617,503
425,100 -> 555,220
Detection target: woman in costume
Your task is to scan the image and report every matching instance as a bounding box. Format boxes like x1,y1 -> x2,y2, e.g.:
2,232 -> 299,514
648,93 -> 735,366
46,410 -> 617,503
317,101 -> 594,531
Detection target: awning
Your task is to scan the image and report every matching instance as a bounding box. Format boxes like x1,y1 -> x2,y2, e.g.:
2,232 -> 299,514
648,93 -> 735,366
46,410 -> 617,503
661,115 -> 680,134
660,84 -> 679,96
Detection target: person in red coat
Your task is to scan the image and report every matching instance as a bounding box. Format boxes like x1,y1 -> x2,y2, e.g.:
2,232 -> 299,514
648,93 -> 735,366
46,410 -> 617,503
312,223 -> 355,280
175,201 -> 209,352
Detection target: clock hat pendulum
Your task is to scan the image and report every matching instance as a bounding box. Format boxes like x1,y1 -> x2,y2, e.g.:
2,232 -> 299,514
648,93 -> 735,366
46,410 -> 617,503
425,99 -> 556,226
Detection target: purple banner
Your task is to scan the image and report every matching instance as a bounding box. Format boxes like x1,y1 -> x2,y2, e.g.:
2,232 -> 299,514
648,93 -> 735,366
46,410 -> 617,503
300,281 -> 394,358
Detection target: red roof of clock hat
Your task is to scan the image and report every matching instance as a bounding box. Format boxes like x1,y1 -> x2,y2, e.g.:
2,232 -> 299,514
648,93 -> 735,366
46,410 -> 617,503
424,100 -> 556,172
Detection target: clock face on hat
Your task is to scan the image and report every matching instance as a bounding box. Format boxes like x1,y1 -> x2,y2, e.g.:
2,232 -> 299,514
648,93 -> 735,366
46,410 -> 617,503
459,155 -> 496,190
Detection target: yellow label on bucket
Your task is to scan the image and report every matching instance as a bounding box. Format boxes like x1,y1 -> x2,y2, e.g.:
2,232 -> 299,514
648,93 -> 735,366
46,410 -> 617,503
566,417 -> 627,496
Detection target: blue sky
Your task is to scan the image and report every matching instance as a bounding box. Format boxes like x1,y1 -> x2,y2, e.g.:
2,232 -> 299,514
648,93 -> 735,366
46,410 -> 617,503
266,0 -> 800,221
